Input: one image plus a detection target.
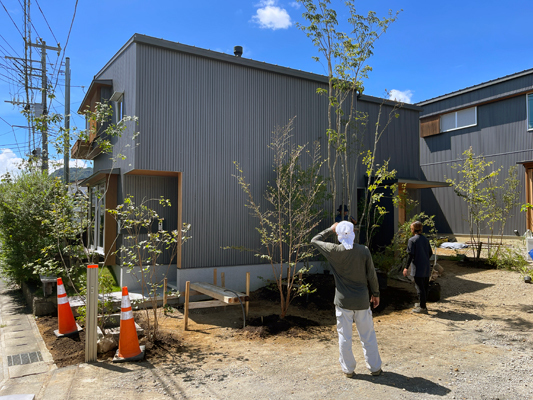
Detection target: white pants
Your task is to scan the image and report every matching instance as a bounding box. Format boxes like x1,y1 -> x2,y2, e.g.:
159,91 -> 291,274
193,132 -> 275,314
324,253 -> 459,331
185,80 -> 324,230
335,305 -> 382,374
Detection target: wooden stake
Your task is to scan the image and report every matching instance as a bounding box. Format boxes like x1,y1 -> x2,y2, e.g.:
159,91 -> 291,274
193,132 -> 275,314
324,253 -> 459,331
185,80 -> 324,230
184,281 -> 190,331
213,268 -> 217,286
245,272 -> 250,317
163,277 -> 168,314
221,272 -> 225,288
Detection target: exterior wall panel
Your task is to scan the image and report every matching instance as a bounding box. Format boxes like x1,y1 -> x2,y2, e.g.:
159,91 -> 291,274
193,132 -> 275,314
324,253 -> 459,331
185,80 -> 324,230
87,35 -> 423,269
93,44 -> 138,173
420,93 -> 532,235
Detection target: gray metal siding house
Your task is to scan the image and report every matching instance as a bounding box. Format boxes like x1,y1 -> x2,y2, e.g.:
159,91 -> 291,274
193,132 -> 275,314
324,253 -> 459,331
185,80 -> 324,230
418,68 -> 533,236
73,34 -> 428,291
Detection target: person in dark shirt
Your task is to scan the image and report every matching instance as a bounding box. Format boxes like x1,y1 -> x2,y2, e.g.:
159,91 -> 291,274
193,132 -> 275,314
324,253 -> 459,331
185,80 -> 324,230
403,221 -> 433,314
335,204 -> 357,225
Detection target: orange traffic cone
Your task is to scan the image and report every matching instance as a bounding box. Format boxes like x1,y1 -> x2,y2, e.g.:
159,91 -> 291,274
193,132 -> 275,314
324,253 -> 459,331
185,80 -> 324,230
54,277 -> 81,337
113,287 -> 145,362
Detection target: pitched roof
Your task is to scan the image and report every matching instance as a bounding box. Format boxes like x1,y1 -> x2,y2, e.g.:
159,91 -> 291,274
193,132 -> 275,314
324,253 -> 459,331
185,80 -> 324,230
86,33 -> 422,112
417,67 -> 533,106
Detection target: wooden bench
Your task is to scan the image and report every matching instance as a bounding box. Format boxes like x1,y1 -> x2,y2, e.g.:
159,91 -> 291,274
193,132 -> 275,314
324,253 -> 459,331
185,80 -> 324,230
184,270 -> 250,330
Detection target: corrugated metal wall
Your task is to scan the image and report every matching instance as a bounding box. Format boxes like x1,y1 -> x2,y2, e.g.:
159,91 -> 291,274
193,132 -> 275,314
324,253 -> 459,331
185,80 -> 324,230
89,37 -> 423,269
94,43 -> 138,173
420,73 -> 533,116
115,175 -> 179,265
134,43 -> 330,268
420,85 -> 532,235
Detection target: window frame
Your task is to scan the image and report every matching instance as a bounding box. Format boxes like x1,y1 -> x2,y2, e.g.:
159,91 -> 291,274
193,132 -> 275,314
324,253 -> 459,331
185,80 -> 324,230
440,106 -> 477,133
527,93 -> 533,131
88,182 -> 105,255
114,94 -> 124,124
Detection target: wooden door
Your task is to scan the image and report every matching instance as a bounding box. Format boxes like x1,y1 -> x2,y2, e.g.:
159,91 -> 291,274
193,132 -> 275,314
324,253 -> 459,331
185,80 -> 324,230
526,168 -> 533,231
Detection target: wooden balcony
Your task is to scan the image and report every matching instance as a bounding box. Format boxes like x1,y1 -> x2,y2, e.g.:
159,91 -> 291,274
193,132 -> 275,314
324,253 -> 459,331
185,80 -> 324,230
71,138 -> 102,160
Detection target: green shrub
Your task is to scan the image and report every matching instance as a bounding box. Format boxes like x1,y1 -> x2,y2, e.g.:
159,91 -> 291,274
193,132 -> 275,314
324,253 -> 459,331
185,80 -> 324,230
0,168 -> 70,285
487,245 -> 530,274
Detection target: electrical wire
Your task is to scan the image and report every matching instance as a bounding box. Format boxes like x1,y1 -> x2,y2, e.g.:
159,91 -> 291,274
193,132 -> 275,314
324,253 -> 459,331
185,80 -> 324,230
0,0 -> 25,39
0,33 -> 21,58
0,116 -> 12,126
34,0 -> 58,44
15,0 -> 42,41
50,0 -> 78,97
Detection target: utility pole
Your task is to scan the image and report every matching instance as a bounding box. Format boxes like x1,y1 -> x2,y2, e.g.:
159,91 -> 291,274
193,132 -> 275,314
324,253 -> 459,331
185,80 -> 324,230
29,39 -> 60,172
64,57 -> 70,183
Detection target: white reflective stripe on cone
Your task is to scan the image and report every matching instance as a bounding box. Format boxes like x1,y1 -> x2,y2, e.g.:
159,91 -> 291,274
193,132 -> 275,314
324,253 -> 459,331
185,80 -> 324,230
121,295 -> 131,308
121,310 -> 133,320
57,285 -> 66,295
57,296 -> 69,305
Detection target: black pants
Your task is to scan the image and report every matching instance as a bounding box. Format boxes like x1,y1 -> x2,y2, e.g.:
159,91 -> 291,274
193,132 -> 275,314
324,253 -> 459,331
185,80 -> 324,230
414,277 -> 430,309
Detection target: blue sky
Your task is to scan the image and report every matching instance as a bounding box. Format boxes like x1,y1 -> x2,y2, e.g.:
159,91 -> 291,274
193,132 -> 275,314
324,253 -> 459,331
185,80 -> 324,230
1,0 -> 532,174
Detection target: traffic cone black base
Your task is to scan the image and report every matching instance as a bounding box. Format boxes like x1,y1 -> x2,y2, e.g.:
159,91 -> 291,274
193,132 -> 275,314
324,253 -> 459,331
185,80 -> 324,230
53,323 -> 82,338
112,345 -> 145,363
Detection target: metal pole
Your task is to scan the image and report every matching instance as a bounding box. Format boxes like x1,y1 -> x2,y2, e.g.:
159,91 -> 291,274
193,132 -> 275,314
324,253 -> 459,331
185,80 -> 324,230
41,40 -> 48,172
64,57 -> 70,183
85,264 -> 99,362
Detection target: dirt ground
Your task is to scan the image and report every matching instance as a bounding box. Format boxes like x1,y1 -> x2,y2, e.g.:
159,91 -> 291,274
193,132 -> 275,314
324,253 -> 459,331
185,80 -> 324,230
35,258 -> 533,399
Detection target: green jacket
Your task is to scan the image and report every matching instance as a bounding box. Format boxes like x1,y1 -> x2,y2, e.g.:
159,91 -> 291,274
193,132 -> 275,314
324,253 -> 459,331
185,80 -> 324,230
311,228 -> 380,310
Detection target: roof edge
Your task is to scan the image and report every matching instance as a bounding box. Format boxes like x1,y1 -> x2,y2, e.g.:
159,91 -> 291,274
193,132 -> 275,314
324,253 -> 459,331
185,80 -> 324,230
417,68 -> 533,106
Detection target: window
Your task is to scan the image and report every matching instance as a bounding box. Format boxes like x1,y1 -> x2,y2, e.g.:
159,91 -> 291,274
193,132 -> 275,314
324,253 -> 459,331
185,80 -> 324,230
89,182 -> 105,253
440,106 -> 477,132
115,98 -> 124,122
526,93 -> 533,131
110,91 -> 124,123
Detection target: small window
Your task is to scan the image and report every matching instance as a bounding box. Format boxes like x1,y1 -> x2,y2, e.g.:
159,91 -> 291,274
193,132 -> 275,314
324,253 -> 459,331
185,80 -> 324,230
440,106 -> 477,132
110,91 -> 124,123
115,97 -> 124,123
526,93 -> 533,131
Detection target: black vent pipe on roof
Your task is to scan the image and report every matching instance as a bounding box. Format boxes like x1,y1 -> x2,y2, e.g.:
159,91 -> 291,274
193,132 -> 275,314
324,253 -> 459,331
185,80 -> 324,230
234,46 -> 243,57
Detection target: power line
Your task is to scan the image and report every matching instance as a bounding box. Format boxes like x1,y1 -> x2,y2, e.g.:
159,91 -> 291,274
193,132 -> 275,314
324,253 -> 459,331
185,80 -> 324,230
51,0 -> 78,96
0,116 -> 12,126
0,0 -> 24,39
15,0 -> 42,41
34,0 -> 58,43
0,33 -> 21,58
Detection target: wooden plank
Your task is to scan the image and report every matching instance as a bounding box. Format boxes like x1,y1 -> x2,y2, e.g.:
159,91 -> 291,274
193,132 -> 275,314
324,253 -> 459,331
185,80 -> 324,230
420,115 -> 440,138
213,269 -> 217,286
221,272 -> 225,288
188,300 -> 227,309
163,278 -> 168,314
177,172 -> 182,269
245,272 -> 250,317
184,281 -> 190,331
190,282 -> 249,304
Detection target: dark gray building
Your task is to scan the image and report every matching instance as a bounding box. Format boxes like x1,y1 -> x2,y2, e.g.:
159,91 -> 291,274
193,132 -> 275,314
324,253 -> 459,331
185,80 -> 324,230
73,34 -> 430,290
418,68 -> 533,237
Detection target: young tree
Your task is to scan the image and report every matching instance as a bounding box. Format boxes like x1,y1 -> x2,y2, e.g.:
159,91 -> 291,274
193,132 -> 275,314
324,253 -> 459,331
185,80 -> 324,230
232,118 -> 327,319
297,0 -> 400,218
446,147 -> 500,260
109,196 -> 191,340
358,102 -> 400,247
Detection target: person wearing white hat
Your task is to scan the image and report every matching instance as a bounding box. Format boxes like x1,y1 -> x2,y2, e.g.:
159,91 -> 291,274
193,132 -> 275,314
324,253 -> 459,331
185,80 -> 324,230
311,221 -> 382,378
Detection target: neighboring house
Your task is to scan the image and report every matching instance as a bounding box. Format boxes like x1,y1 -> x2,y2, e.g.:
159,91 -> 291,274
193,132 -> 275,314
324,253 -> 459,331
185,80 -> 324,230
417,68 -> 533,236
72,34 -> 438,292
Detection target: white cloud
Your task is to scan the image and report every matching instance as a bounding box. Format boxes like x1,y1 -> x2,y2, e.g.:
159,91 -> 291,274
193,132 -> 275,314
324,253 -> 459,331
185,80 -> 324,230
252,0 -> 292,30
289,1 -> 300,8
0,149 -> 23,175
389,89 -> 413,104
